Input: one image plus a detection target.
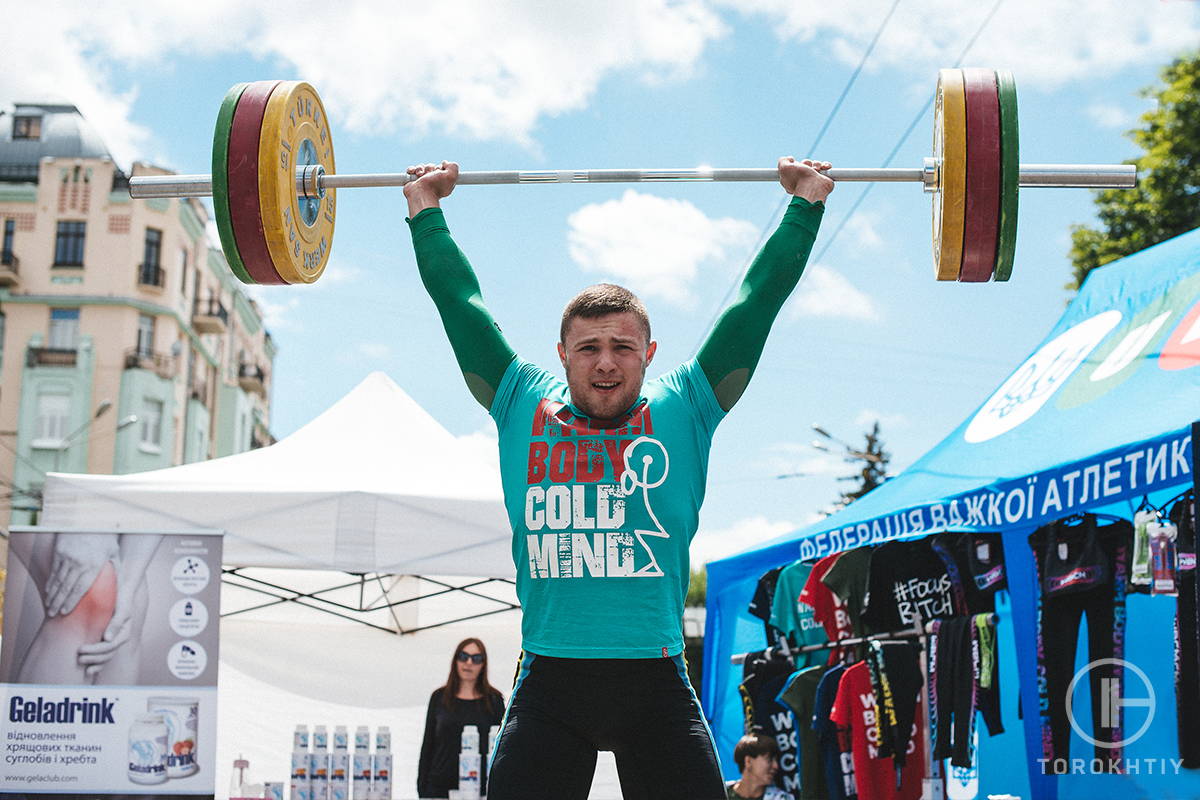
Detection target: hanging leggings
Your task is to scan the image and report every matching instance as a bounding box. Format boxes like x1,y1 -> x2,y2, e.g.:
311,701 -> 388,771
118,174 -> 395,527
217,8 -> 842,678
1169,493 -> 1200,768
1029,516 -> 1130,773
928,616 -> 1003,768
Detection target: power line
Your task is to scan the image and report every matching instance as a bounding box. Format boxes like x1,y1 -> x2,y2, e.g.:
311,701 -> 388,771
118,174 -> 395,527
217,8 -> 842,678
691,0 -> 903,354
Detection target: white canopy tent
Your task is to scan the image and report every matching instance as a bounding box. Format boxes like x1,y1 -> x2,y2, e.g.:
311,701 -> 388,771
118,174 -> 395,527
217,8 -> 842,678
39,371 -> 518,631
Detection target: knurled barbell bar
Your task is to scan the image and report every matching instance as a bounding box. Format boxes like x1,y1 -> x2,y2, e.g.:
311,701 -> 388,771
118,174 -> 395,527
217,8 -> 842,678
128,71 -> 1137,286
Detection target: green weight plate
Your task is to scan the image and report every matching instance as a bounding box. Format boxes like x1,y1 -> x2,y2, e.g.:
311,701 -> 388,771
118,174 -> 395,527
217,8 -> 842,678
994,70 -> 1019,281
211,83 -> 254,284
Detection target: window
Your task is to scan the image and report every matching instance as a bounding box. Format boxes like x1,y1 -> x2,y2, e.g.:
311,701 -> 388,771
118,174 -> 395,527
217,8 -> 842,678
136,314 -> 155,357
143,228 -> 162,269
12,116 -> 41,140
35,393 -> 69,443
2,219 -> 13,265
179,246 -> 188,296
48,308 -> 80,350
140,398 -> 163,448
54,221 -> 85,266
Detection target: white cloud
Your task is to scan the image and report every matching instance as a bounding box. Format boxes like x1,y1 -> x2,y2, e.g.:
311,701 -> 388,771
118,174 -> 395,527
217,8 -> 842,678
357,342 -> 391,360
854,409 -> 910,431
242,285 -> 301,331
787,265 -> 878,321
759,443 -> 847,478
720,0 -> 1200,89
566,190 -> 758,307
691,515 -> 796,566
2,1 -> 726,169
455,426 -> 501,473
841,212 -> 885,252
1086,103 -> 1136,130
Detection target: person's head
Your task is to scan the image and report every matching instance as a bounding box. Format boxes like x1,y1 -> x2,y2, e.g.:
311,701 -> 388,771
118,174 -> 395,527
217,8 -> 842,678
442,638 -> 497,710
557,284 -> 656,421
733,732 -> 780,784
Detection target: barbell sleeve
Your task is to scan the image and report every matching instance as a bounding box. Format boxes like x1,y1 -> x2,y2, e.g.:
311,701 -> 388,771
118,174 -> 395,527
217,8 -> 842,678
127,163 -> 1137,200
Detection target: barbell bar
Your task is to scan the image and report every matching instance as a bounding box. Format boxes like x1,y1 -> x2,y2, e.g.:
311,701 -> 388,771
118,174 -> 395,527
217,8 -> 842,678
126,71 -> 1138,286
128,163 -> 1134,199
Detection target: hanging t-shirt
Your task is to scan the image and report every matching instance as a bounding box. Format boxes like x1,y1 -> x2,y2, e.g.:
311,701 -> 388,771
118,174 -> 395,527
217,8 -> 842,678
491,357 -> 724,657
799,552 -> 854,648
812,663 -> 854,800
777,666 -> 829,800
862,538 -> 956,634
741,651 -> 802,796
770,561 -> 826,660
930,532 -> 1006,615
822,546 -> 873,636
829,662 -> 924,800
751,565 -> 787,624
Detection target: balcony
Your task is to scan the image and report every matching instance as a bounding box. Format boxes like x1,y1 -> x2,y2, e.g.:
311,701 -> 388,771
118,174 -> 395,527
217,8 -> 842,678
238,362 -> 266,397
137,262 -> 165,290
192,297 -> 228,335
124,347 -> 175,380
0,251 -> 18,286
26,346 -> 76,367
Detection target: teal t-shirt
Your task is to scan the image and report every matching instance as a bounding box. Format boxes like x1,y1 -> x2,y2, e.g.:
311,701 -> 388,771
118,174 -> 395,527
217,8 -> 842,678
490,356 -> 726,658
769,561 -> 825,663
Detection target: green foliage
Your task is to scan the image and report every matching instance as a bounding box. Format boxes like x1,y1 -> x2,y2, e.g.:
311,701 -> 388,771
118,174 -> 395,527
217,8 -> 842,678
1069,51 -> 1200,290
835,421 -> 891,509
686,566 -> 707,607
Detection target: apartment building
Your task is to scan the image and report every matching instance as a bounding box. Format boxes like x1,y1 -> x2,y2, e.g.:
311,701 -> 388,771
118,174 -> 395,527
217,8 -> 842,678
0,101 -> 275,524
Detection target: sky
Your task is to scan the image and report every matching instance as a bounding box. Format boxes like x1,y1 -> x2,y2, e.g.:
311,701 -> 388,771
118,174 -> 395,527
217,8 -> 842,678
4,0 -> 1199,567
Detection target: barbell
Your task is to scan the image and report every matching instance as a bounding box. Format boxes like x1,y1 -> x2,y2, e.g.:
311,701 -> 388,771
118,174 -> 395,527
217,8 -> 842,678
128,69 -> 1137,285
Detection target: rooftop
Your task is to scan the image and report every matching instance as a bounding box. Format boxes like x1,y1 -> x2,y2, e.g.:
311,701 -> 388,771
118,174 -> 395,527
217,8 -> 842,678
0,102 -> 123,185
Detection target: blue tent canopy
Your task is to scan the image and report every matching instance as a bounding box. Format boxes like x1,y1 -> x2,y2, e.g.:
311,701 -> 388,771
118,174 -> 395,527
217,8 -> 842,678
704,227 -> 1200,800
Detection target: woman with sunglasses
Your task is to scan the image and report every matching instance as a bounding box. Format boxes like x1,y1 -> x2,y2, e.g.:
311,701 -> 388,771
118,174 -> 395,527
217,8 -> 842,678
418,637 -> 506,798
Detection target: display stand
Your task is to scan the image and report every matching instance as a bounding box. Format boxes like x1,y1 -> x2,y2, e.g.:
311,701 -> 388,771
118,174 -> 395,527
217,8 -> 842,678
732,614 -> 999,800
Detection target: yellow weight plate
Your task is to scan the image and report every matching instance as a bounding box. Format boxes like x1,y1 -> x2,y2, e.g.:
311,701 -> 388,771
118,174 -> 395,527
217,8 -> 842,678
257,81 -> 336,284
932,69 -> 967,281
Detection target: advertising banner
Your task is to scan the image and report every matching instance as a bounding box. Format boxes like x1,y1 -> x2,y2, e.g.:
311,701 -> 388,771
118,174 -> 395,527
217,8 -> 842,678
0,527 -> 222,798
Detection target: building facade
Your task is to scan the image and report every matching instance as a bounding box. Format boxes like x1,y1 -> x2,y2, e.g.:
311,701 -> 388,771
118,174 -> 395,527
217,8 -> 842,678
0,102 -> 275,524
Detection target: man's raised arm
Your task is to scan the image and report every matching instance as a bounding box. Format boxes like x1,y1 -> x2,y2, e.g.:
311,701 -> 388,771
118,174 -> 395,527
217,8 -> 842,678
696,157 -> 834,412
405,161 -> 516,410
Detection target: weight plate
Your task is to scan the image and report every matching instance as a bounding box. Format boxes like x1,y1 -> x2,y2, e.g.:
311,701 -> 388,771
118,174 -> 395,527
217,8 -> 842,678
257,81 -> 336,284
211,83 -> 254,285
959,68 -> 1001,283
932,69 -> 967,281
228,80 -> 286,284
994,70 -> 1019,281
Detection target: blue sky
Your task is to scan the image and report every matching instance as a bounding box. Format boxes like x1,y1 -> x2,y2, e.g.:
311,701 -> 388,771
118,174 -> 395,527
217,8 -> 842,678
5,1 -> 1199,565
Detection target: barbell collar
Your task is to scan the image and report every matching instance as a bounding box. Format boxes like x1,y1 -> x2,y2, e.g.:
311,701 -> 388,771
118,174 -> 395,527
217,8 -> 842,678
127,162 -> 1137,199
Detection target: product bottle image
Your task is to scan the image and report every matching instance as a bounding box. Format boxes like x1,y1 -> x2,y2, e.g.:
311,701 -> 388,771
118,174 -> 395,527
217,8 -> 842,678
127,714 -> 168,785
372,726 -> 392,800
351,726 -> 372,800
291,745 -> 312,800
294,724 -> 310,750
310,728 -> 330,800
330,726 -> 349,800
458,727 -> 481,800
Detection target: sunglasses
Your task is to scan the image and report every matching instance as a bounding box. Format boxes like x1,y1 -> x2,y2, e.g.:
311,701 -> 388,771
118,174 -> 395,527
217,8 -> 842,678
456,652 -> 485,665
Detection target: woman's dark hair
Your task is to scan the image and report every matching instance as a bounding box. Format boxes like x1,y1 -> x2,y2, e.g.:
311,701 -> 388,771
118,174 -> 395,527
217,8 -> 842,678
442,637 -> 500,714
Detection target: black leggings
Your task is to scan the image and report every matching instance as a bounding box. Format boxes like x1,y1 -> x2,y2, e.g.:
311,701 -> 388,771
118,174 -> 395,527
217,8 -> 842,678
1031,518 -> 1130,772
487,653 -> 725,800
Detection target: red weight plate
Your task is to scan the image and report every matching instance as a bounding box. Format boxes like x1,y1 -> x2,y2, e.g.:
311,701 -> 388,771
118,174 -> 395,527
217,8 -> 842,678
959,68 -> 1001,283
227,80 -> 286,285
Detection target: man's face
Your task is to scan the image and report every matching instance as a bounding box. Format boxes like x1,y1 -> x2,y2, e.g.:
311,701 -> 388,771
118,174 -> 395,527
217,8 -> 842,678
744,752 -> 779,785
557,311 -> 656,421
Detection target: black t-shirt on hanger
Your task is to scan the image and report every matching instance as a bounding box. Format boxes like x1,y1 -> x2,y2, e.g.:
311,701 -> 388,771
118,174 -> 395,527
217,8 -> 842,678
862,538 -> 957,634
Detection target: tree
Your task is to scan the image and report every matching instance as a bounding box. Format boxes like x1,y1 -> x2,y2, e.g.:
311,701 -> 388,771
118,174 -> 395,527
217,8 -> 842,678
686,566 -> 707,607
834,421 -> 891,509
1068,51 -> 1200,291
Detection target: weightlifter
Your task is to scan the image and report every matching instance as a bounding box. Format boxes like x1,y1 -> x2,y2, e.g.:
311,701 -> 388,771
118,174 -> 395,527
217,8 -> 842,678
404,156 -> 833,800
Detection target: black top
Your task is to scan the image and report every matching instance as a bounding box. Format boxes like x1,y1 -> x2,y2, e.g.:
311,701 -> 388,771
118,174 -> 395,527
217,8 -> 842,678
931,531 -> 1006,614
861,538 -> 956,633
417,687 -> 506,798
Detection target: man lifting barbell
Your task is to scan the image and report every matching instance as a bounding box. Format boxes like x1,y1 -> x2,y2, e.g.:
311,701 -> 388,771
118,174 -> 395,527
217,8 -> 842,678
403,156 -> 834,800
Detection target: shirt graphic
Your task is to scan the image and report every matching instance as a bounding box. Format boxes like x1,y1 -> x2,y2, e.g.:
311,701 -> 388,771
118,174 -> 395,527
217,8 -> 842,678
492,358 -> 724,658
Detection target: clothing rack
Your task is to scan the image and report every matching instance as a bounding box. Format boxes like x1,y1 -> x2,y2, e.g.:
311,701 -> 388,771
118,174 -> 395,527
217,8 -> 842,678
730,613 -> 999,800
